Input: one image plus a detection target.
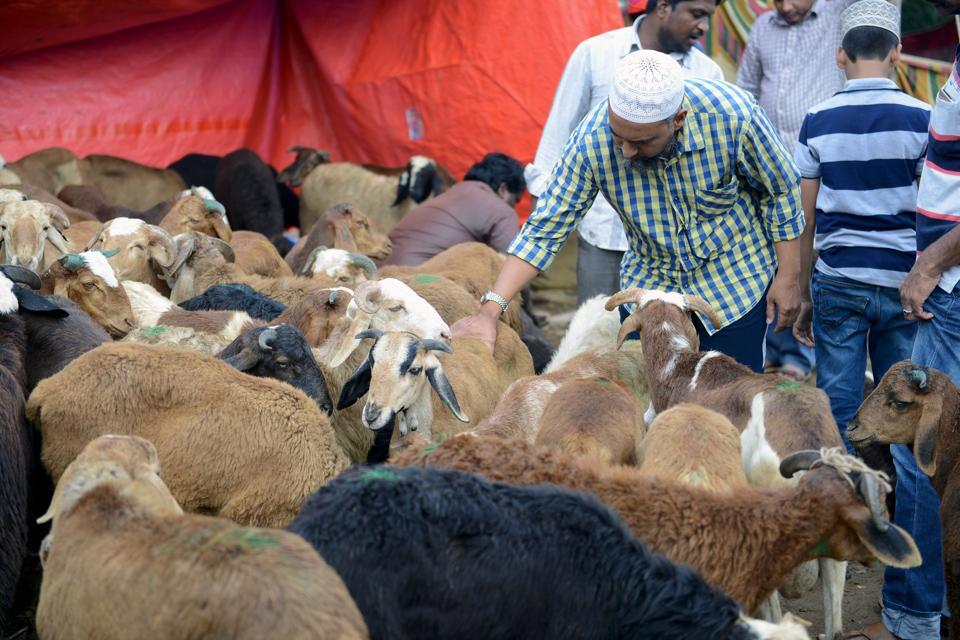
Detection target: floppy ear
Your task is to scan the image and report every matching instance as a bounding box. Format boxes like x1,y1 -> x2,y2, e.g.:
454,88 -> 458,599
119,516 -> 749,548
14,288 -> 68,317
426,365 -> 469,423
325,309 -> 373,368
409,164 -> 438,203
337,352 -> 373,410
333,221 -> 359,252
207,211 -> 232,242
914,393 -> 943,477
843,504 -> 922,569
392,164 -> 412,206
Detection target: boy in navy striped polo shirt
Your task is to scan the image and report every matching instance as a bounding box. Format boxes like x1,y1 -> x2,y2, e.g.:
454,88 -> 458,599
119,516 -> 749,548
792,2 -> 939,637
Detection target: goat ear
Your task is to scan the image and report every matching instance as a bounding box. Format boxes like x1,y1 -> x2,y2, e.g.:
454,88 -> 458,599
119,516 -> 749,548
337,353 -> 373,410
46,226 -> 70,254
914,393 -> 942,477
324,308 -> 371,368
392,165 -> 412,206
14,288 -> 68,317
426,366 -> 469,423
208,212 -> 232,242
844,506 -> 922,569
333,222 -> 359,252
222,347 -> 261,372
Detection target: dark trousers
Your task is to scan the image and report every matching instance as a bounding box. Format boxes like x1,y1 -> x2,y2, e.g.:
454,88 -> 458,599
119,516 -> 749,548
618,289 -> 768,373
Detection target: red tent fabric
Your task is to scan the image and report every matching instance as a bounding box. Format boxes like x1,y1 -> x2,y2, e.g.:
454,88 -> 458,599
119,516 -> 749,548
0,1 -> 620,183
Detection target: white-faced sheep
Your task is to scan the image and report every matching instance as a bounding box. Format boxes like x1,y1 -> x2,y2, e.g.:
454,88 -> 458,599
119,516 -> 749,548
26,342 -> 352,527
0,198 -> 71,272
37,434 -> 368,640
83,217 -> 177,295
289,464 -> 809,640
39,252 -> 135,338
299,247 -> 378,287
533,377 -> 645,466
392,435 -> 920,617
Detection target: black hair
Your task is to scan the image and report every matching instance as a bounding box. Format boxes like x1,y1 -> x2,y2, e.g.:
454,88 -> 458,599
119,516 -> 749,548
644,0 -> 724,15
463,152 -> 526,195
841,26 -> 899,62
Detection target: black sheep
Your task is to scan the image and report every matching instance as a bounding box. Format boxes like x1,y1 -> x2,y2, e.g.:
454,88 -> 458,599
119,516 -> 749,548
24,296 -> 110,394
179,283 -> 286,321
213,149 -> 289,255
218,324 -> 332,415
288,465 -> 767,640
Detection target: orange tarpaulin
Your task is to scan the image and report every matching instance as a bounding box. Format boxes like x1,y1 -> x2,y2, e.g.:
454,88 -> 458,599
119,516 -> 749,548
0,0 -> 620,183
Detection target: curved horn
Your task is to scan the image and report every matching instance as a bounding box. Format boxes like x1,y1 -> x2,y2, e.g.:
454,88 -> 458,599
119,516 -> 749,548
0,265 -> 41,289
301,246 -> 328,275
422,338 -> 452,354
352,280 -> 382,314
146,225 -> 178,269
604,288 -> 650,312
43,203 -> 70,230
355,329 -> 384,342
779,450 -> 822,479
349,253 -> 378,280
615,312 -> 643,351
58,254 -> 86,272
683,294 -> 722,331
258,327 -> 278,351
208,237 -> 236,263
165,232 -> 198,278
858,473 -> 890,533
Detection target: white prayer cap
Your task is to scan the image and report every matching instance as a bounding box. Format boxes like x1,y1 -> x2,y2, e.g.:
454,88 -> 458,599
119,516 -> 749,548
609,50 -> 685,124
841,0 -> 901,41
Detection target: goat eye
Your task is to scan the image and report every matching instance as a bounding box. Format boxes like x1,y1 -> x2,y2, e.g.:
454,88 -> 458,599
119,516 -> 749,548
43,226 -> 49,231
892,400 -> 914,409
82,282 -> 95,290
407,366 -> 422,376
389,305 -> 404,313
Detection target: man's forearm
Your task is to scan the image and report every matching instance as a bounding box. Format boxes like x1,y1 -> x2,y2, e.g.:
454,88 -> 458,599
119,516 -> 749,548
480,255 -> 541,317
916,223 -> 960,278
773,236 -> 803,279
798,178 -> 819,298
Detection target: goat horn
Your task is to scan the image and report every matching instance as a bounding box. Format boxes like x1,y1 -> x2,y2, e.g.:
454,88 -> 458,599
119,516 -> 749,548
350,253 -> 378,280
615,312 -> 643,351
355,329 -> 383,342
858,474 -> 890,533
422,339 -> 452,354
0,265 -> 41,289
352,280 -> 382,315
58,254 -> 86,272
258,327 -> 277,351
208,237 -> 236,263
302,247 -> 327,274
779,450 -> 822,479
683,294 -> 722,331
85,223 -> 107,252
604,288 -> 649,312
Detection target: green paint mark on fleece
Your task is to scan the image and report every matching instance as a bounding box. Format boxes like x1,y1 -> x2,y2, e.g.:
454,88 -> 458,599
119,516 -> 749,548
414,274 -> 440,285
142,326 -> 166,337
594,378 -> 611,387
775,379 -> 804,391
358,467 -> 402,482
810,538 -> 832,556
423,442 -> 438,455
218,529 -> 280,549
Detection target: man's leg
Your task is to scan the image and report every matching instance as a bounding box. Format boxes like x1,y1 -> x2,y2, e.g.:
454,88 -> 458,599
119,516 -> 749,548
881,286 -> 958,639
575,233 -> 624,305
691,289 -> 768,373
765,314 -> 815,378
810,273 -> 871,455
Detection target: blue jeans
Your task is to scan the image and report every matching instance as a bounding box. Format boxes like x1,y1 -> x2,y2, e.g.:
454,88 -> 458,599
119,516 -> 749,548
617,287 -> 768,373
881,284 -> 960,639
765,313 -> 815,374
811,272 -> 916,455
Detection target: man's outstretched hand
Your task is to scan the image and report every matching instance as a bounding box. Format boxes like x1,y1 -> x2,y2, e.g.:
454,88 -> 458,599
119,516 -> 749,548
450,310 -> 499,354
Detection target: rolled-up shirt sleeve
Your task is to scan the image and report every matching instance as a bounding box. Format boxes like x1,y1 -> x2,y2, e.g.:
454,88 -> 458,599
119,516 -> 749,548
509,136 -> 599,271
736,105 -> 805,242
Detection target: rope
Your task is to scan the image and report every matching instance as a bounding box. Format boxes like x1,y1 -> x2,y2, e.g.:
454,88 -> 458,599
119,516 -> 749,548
813,446 -> 892,494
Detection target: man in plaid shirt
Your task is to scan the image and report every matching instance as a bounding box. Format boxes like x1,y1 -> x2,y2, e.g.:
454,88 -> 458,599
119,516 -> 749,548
454,50 -> 805,371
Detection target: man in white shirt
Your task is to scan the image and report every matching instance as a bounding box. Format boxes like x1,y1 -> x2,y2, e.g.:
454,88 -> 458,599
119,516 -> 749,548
526,0 -> 724,304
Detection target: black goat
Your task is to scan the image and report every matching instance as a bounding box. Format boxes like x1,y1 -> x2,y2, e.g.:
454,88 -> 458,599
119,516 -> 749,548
218,324 -> 332,415
25,296 -> 110,394
288,465 -> 777,640
213,149 -> 288,255
179,283 -> 286,321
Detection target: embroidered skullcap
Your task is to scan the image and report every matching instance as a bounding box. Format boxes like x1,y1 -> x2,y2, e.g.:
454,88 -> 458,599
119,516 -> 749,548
609,50 -> 685,124
841,0 -> 901,41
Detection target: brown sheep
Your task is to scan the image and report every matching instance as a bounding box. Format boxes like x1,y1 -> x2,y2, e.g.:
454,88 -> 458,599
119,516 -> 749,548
395,270 -> 524,334
533,377 -> 645,466
0,197 -> 71,272
39,252 -> 135,338
4,148 -> 83,196
26,342 -> 351,527
640,403 -> 747,491
159,193 -> 232,241
285,203 -> 392,271
37,435 -> 368,640
5,183 -> 97,224
78,154 -> 186,211
846,361 -> 960,640
230,230 -> 294,278
391,435 -> 920,615
57,184 -> 174,224
380,241 -> 506,301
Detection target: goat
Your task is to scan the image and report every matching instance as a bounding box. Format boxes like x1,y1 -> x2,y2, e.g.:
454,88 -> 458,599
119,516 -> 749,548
159,192 -> 232,242
39,251 -> 135,338
84,217 -> 176,295
4,148 -> 83,196
230,230 -> 293,277
392,435 -> 920,615
300,247 -> 378,286
846,362 -> 960,640
534,377 -> 645,466
605,287 -> 850,636
289,464 -> 809,640
395,270 -> 524,333
26,342 -> 351,527
4,183 -> 97,224
179,283 -> 286,321
641,403 -> 748,491
57,184 -> 173,224
544,294 -> 622,372
213,148 -> 288,254
285,203 -> 392,271
0,198 -> 71,272
336,328 -> 534,462
36,434 -> 368,640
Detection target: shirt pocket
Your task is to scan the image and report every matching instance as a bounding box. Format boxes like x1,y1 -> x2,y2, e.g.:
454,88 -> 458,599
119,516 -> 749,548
688,178 -> 742,261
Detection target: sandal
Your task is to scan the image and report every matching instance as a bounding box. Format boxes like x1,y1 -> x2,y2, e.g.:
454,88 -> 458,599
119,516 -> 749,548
842,621 -> 901,640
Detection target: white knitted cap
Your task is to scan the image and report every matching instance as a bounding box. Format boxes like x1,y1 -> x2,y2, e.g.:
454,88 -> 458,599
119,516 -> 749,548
841,0 -> 901,41
609,50 -> 685,124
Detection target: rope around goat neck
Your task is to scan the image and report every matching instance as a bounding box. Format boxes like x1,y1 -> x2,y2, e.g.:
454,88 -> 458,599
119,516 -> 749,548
814,447 -> 892,494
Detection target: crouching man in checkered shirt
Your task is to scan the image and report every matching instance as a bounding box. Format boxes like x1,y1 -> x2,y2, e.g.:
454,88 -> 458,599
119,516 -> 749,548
452,49 -> 805,372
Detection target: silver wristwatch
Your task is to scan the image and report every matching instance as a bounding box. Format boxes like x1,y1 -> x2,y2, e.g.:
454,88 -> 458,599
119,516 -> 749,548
479,291 -> 509,314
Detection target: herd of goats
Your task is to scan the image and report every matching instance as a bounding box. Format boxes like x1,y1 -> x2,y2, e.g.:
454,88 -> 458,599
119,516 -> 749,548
0,146 -> 958,640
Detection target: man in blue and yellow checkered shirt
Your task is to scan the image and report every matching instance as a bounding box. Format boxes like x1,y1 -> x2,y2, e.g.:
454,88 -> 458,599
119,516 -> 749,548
456,50 -> 805,371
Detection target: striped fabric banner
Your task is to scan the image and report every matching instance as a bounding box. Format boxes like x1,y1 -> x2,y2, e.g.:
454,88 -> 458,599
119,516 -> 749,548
704,0 -> 953,105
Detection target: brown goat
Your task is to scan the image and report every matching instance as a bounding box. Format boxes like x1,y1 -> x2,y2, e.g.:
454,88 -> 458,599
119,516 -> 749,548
159,194 -> 232,241
37,435 -> 368,640
392,435 -> 920,614
40,252 -> 135,337
230,230 -> 293,277
57,184 -> 173,224
847,361 -> 960,640
641,403 -> 747,491
286,203 -> 392,272
534,377 -> 645,466
380,242 -> 505,301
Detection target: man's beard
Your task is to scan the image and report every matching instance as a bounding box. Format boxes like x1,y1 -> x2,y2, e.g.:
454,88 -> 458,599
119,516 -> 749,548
625,134 -> 679,171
